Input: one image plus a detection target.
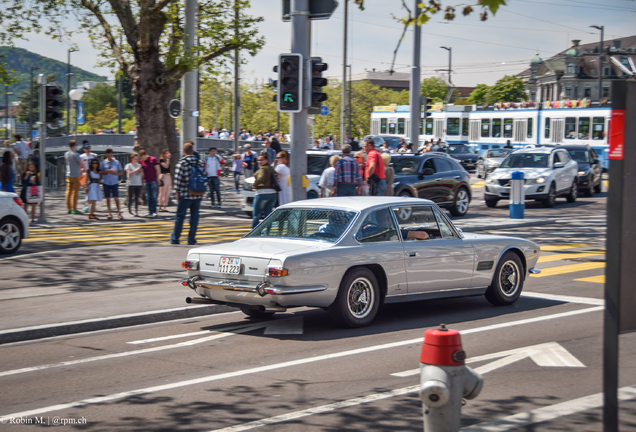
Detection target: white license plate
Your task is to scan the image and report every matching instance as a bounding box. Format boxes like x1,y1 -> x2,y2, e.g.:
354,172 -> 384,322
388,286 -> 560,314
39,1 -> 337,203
219,257 -> 241,274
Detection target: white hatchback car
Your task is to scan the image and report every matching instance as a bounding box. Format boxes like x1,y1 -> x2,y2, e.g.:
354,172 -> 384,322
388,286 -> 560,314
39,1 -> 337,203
484,147 -> 578,208
0,191 -> 29,254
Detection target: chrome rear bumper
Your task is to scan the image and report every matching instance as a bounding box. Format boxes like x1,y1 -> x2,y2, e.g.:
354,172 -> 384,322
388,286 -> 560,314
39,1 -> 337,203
180,276 -> 327,297
529,268 -> 541,275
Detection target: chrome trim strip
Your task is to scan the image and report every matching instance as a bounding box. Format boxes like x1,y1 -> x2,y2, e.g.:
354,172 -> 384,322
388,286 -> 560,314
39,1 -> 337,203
529,268 -> 541,274
194,281 -> 327,295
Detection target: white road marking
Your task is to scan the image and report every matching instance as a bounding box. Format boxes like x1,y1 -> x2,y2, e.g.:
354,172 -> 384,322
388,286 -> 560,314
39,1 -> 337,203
128,330 -> 213,344
520,292 -> 604,306
460,385 -> 636,432
0,306 -> 603,419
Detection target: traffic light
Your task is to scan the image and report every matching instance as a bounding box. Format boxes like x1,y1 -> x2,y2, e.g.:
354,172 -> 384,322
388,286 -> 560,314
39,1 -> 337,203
309,57 -> 328,109
276,53 -> 303,113
45,84 -> 63,124
423,97 -> 433,117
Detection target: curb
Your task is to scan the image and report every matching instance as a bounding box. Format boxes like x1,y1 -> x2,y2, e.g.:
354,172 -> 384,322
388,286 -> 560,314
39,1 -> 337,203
454,218 -> 556,232
0,304 -> 238,345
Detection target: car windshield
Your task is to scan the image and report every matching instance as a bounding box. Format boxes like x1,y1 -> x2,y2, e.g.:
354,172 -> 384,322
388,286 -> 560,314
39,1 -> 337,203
307,155 -> 329,175
447,145 -> 475,154
246,208 -> 357,242
391,157 -> 420,176
500,153 -> 550,168
486,149 -> 510,159
567,149 -> 590,163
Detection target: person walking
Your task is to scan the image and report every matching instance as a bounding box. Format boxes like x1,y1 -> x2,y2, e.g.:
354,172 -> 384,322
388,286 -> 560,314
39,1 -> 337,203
64,140 -> 83,214
382,153 -> 395,197
139,149 -> 160,217
363,138 -> 387,196
251,153 -> 277,228
158,149 -> 172,212
84,159 -> 103,220
79,142 -> 98,212
332,144 -> 361,197
275,150 -> 290,205
260,139 -> 276,166
101,148 -> 124,220
11,135 -> 30,185
354,151 -> 368,196
171,142 -> 205,245
0,150 -> 15,193
319,155 -> 340,198
20,161 -> 40,223
241,144 -> 256,178
205,147 -> 223,208
125,153 -> 143,216
231,152 -> 243,193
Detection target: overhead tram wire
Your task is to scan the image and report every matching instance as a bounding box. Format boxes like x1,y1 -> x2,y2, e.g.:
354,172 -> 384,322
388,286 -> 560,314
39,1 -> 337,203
498,9 -> 596,35
517,0 -> 636,12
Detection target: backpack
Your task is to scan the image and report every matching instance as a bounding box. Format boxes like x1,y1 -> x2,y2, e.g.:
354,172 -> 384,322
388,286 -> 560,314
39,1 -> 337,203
187,158 -> 207,196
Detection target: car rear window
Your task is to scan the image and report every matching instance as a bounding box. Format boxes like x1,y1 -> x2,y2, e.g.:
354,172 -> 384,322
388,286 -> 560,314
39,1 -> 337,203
247,208 -> 357,242
500,153 -> 549,168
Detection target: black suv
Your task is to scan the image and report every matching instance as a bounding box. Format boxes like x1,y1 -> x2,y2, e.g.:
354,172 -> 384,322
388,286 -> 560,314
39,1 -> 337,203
559,144 -> 603,197
390,153 -> 472,216
441,143 -> 479,171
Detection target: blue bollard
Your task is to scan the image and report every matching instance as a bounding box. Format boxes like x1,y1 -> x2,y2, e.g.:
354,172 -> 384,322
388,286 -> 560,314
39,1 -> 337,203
510,171 -> 524,219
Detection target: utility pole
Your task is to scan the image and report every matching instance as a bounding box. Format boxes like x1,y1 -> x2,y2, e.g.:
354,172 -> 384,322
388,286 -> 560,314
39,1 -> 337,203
591,25 -> 604,100
409,1 -> 422,146
4,85 -> 8,140
233,0 -> 240,153
29,67 -> 39,140
181,0 -> 198,151
37,74 -> 47,223
340,0 -> 348,150
290,0 -> 310,201
118,36 -> 123,134
348,64 -> 352,141
441,46 -> 452,86
66,48 -> 77,136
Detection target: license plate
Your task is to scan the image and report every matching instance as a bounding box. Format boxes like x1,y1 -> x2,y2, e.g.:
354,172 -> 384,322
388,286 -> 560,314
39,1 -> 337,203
219,257 -> 241,274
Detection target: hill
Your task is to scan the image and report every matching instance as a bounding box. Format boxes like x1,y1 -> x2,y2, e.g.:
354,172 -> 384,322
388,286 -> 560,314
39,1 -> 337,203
0,46 -> 107,100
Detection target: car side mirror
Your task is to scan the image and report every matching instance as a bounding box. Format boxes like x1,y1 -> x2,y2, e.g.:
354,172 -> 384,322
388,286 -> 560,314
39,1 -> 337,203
422,168 -> 435,176
553,162 -> 565,169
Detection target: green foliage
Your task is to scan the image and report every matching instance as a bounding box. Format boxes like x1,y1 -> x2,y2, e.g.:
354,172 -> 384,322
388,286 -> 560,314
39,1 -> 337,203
86,103 -> 118,129
81,83 -> 129,118
467,83 -> 491,105
486,75 -> 527,103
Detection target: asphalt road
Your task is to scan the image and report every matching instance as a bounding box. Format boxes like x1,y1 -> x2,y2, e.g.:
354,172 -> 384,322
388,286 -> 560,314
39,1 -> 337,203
1,178 -> 634,431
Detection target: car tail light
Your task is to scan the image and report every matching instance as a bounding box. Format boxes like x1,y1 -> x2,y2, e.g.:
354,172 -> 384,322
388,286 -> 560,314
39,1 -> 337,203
267,267 -> 289,277
13,197 -> 23,207
182,260 -> 199,270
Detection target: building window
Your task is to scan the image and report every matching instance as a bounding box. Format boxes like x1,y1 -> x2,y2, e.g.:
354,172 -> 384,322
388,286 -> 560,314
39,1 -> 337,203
527,118 -> 533,139
567,65 -> 576,74
565,87 -> 572,97
591,69 -> 596,76
481,119 -> 490,138
503,118 -> 513,138
397,118 -> 405,135
492,119 -> 502,138
446,118 -> 460,136
530,92 -> 536,101
604,66 -> 611,76
461,118 -> 469,137
584,88 -> 591,98
380,118 -> 387,134
593,117 -> 605,140
544,118 -> 550,139
578,117 -> 590,139
565,117 -> 576,139
574,87 -> 579,98
602,86 -> 610,98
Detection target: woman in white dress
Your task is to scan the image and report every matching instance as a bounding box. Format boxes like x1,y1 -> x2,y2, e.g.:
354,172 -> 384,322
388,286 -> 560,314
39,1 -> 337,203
84,159 -> 103,220
275,151 -> 291,206
319,155 -> 341,197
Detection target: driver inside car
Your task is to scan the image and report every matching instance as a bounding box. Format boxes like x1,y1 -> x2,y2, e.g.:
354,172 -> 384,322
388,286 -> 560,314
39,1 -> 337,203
359,209 -> 429,242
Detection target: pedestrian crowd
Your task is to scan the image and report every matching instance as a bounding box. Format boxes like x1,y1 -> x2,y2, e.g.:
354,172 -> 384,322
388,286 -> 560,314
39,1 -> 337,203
1,135 -> 43,223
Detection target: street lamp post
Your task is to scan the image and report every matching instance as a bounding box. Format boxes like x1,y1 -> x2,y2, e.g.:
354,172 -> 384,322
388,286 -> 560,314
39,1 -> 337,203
590,25 -> 604,100
29,67 -> 40,141
4,87 -> 13,140
441,46 -> 452,86
66,48 -> 78,136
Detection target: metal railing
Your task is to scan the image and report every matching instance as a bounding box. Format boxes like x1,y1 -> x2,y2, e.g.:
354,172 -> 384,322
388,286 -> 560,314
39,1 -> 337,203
45,161 -> 58,188
44,134 -> 135,149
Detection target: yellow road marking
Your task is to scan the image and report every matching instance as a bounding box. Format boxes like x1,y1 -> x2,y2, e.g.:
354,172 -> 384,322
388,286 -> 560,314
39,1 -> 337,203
531,262 -> 605,278
472,181 -> 485,189
540,243 -> 592,251
538,252 -> 604,263
575,275 -> 605,284
603,180 -> 609,190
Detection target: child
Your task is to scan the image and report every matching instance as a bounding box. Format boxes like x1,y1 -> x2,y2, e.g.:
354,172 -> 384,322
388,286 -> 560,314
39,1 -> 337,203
20,162 -> 40,223
84,159 -> 103,220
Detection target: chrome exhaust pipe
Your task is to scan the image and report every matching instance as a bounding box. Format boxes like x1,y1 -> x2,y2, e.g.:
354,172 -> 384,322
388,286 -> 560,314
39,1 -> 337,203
186,297 -> 215,305
258,305 -> 287,313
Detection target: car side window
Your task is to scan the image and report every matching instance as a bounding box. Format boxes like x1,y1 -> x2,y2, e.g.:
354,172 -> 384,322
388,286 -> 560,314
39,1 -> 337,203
392,205 -> 441,241
433,157 -> 454,173
355,208 -> 399,243
422,158 -> 436,174
433,208 -> 457,239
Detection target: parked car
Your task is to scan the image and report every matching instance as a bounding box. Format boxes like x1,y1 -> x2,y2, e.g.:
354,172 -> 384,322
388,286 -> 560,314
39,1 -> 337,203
476,149 -> 513,179
240,150 -> 341,217
559,144 -> 603,197
180,197 -> 541,328
390,153 -> 472,216
484,147 -> 579,208
0,191 -> 29,254
441,144 -> 479,172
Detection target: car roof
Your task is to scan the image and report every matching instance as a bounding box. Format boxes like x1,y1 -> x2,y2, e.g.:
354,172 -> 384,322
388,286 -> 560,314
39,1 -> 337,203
306,150 -> 342,156
557,144 -> 593,150
277,196 -> 434,212
513,147 -> 555,154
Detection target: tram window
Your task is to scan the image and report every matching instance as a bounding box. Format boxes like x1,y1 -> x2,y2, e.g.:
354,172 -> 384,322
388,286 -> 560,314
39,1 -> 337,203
527,118 -> 533,139
389,122 -> 396,134
447,118 -> 460,136
544,118 -> 550,139
419,121 -> 424,135
398,118 -> 405,135
565,117 -> 576,139
380,118 -> 387,134
492,119 -> 502,138
578,117 -> 590,139
503,119 -> 513,138
425,119 -> 434,135
481,119 -> 490,138
593,117 -> 605,140
462,118 -> 469,137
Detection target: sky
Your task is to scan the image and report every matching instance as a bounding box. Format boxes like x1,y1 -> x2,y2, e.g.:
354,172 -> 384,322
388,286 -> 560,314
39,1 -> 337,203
12,0 -> 636,88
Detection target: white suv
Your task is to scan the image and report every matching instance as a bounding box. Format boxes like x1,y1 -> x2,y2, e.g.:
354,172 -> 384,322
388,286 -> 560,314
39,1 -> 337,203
484,147 -> 578,208
0,191 -> 29,254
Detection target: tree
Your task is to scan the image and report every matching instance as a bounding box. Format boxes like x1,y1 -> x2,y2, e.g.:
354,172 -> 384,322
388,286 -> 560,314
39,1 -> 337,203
467,83 -> 491,105
421,77 -> 448,102
486,75 -> 527,103
82,83 -> 127,118
0,0 -> 264,159
86,103 -> 118,129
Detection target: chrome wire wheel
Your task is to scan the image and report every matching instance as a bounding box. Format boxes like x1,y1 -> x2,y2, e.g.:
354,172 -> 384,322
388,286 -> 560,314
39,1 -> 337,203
0,221 -> 21,252
347,277 -> 374,319
499,260 -> 520,297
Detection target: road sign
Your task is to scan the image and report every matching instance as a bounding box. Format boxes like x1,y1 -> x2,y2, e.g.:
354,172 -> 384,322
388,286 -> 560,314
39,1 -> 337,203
192,110 -> 199,117
77,101 -> 85,125
320,105 -> 329,116
282,0 -> 338,21
168,99 -> 182,119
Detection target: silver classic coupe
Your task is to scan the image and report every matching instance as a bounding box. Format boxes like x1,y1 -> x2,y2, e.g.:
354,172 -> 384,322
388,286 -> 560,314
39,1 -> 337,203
180,197 -> 541,328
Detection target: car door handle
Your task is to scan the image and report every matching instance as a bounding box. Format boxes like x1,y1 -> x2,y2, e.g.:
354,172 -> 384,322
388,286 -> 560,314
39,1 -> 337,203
454,175 -> 460,179
435,178 -> 442,181
407,252 -> 417,257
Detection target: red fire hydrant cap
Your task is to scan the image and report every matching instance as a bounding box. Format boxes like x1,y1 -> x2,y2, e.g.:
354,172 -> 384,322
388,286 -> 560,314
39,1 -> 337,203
420,325 -> 465,366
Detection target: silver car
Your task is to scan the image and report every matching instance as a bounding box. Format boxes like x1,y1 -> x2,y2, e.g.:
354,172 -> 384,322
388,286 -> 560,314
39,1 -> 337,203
181,197 -> 541,328
476,149 -> 513,179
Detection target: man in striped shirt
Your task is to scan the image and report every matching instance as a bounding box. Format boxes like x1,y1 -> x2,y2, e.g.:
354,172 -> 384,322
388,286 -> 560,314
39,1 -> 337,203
332,144 -> 362,197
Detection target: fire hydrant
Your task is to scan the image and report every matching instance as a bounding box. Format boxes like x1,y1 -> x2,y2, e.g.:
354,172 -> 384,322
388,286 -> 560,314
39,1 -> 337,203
419,324 -> 483,432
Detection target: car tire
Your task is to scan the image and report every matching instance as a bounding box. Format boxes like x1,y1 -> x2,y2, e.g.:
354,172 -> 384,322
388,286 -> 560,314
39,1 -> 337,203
398,190 -> 413,198
485,198 -> 498,208
240,307 -> 276,319
244,211 -> 253,218
485,251 -> 524,306
542,183 -> 556,208
449,187 -> 470,217
566,181 -> 578,203
307,190 -> 319,199
0,217 -> 22,255
594,182 -> 602,194
584,187 -> 593,197
329,267 -> 380,328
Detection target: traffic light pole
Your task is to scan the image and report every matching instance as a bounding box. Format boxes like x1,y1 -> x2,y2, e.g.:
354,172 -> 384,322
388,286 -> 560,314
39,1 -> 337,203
290,0 -> 310,202
181,0 -> 198,151
409,0 -> 421,146
37,75 -> 47,223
